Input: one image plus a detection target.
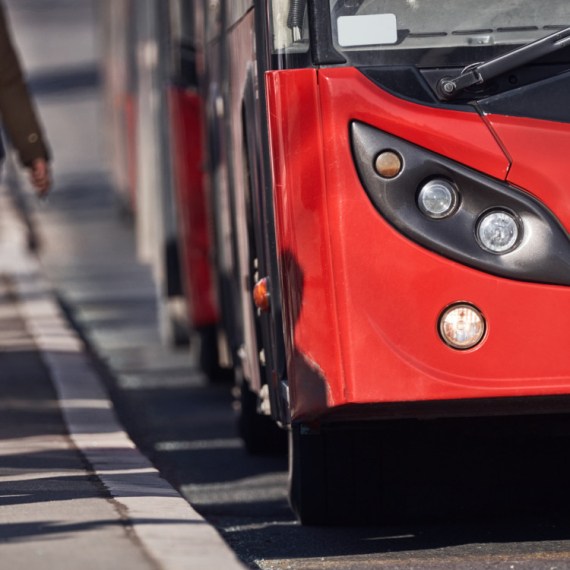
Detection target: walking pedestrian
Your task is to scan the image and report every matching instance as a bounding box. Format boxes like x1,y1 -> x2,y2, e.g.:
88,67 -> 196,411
0,2 -> 50,195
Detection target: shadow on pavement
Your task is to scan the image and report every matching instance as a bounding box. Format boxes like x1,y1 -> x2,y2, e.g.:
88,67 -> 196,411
220,514 -> 570,561
0,518 -> 206,543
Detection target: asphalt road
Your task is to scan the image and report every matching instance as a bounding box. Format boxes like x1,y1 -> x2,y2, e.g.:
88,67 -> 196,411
7,0 -> 570,568
113,383 -> 570,570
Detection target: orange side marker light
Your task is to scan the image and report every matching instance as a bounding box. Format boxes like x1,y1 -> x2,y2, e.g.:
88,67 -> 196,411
375,150 -> 402,178
253,277 -> 270,313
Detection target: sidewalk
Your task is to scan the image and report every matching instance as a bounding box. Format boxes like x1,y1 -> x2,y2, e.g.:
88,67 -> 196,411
0,1 -> 246,568
0,215 -> 156,569
0,185 -> 244,569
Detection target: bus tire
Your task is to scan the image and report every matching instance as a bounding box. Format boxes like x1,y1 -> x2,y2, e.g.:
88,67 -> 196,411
238,381 -> 287,455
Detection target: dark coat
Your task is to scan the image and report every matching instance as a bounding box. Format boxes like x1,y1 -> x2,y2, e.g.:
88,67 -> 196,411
0,3 -> 49,166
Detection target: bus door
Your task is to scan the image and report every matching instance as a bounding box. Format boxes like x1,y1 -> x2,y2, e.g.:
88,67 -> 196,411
223,0 -> 294,436
224,0 -> 263,392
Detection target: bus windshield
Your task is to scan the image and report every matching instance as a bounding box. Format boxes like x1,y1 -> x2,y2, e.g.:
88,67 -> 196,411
330,0 -> 569,65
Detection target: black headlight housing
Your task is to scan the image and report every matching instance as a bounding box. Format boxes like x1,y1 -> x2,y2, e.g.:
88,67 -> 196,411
351,121 -> 570,286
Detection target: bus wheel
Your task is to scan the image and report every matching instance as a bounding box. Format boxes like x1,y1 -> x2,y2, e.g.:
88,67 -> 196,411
238,380 -> 287,455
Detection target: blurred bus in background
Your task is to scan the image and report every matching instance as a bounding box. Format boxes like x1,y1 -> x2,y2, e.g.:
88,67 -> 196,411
102,0 -> 570,525
100,0 -> 220,358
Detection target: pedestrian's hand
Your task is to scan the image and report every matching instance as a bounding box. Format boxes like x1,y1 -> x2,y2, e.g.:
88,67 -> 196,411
29,158 -> 50,196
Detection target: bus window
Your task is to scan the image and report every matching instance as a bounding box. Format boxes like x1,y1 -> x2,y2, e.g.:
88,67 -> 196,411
169,0 -> 194,46
270,0 -> 310,54
169,0 -> 196,84
329,0 -> 569,66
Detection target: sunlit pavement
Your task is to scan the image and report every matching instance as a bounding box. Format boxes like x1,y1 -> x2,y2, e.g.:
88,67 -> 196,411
5,1 -> 570,570
1,192 -> 247,570
0,198 -> 154,569
0,182 -> 245,569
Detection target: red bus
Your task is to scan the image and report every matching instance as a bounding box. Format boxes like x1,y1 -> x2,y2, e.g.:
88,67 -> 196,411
191,0 -> 570,524
101,0 -> 219,349
107,1 -> 570,524
167,1 -> 222,365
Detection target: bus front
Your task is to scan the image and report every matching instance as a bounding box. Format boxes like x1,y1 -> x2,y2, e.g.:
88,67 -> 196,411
264,0 -> 570,523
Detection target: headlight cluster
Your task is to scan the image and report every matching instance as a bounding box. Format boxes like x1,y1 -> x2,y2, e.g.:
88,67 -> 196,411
417,179 -> 522,255
353,121 -> 570,350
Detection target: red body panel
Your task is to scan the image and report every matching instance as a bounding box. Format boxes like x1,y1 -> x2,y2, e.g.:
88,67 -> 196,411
265,70 -> 346,419
320,68 -> 510,180
485,114 -> 570,234
169,86 -> 219,329
266,67 -> 570,423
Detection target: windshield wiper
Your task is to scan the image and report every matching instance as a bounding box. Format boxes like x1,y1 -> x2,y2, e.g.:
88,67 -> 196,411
438,26 -> 570,100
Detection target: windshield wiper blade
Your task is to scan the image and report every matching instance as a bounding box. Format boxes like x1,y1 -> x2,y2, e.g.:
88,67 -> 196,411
438,26 -> 570,100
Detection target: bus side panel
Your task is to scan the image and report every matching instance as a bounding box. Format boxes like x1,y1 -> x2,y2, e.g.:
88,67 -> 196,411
314,67 -> 570,407
227,10 -> 262,391
265,70 -> 346,422
169,86 -> 219,328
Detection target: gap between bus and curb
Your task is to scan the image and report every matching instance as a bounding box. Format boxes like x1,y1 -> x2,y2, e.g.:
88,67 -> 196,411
1,186 -> 246,570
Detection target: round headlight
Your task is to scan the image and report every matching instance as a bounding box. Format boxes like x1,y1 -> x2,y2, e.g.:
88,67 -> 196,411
439,303 -> 486,350
477,210 -> 520,254
417,179 -> 458,219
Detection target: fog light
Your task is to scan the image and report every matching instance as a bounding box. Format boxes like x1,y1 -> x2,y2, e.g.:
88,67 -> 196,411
418,179 -> 458,219
439,303 -> 485,350
477,210 -> 520,254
